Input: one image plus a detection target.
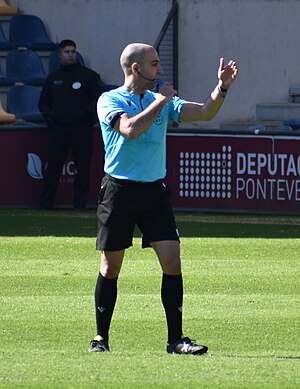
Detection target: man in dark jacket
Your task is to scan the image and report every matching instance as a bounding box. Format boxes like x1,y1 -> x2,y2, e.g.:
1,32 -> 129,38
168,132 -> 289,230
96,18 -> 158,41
38,39 -> 104,209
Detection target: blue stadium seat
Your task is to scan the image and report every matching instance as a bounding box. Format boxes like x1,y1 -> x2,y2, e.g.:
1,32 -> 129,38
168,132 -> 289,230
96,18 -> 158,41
0,63 -> 14,86
6,85 -> 45,122
9,14 -> 58,50
248,124 -> 295,135
5,120 -> 39,127
6,48 -> 47,85
0,21 -> 17,50
246,124 -> 266,134
283,118 -> 300,130
48,48 -> 85,74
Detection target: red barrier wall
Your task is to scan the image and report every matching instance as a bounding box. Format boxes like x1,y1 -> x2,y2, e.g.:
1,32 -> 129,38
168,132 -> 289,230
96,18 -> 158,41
165,134 -> 300,214
0,128 -> 104,207
1,130 -> 299,213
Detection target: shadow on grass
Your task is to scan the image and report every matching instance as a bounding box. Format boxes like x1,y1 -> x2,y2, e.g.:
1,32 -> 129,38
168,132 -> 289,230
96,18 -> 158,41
1,209 -> 300,238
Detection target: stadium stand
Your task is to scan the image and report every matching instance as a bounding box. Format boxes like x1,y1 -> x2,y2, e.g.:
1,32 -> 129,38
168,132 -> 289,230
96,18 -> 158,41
6,48 -> 47,85
247,123 -> 295,135
0,62 -> 14,86
0,21 -> 17,50
6,85 -> 45,122
48,49 -> 85,74
9,14 -> 57,50
283,118 -> 300,130
48,48 -> 85,73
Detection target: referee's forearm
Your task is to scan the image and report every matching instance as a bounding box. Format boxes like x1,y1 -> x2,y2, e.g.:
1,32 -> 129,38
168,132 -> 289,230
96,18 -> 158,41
119,99 -> 165,139
180,85 -> 226,122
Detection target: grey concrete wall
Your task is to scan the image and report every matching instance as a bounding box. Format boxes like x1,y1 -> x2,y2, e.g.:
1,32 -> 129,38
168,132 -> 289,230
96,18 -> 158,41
178,0 -> 300,129
8,0 -> 300,129
9,0 -> 172,84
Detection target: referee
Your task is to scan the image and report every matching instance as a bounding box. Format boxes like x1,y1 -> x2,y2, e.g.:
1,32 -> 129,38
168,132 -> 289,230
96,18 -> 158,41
89,42 -> 238,354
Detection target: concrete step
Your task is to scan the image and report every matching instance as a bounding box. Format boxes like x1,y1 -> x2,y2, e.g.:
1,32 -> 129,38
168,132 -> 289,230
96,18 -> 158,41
220,119 -> 300,135
256,102 -> 300,121
220,120 -> 283,132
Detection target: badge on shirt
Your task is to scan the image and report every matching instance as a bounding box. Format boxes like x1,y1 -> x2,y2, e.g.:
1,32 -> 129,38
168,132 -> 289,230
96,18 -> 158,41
155,113 -> 163,125
72,82 -> 81,90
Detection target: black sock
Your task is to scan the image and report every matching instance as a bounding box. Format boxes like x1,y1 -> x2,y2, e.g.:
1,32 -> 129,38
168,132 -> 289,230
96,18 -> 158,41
161,273 -> 183,344
94,272 -> 118,342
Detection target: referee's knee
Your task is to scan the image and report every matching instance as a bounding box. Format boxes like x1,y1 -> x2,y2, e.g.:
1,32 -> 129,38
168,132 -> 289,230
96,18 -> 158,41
160,258 -> 181,275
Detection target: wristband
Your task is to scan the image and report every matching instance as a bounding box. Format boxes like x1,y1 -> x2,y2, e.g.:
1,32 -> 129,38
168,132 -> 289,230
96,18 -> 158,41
218,85 -> 228,97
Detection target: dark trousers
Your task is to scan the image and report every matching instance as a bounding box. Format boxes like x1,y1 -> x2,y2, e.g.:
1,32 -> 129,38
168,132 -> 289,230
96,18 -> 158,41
40,124 -> 93,209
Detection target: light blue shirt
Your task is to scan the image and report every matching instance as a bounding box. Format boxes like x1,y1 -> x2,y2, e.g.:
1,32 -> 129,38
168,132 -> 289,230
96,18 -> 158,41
97,86 -> 186,182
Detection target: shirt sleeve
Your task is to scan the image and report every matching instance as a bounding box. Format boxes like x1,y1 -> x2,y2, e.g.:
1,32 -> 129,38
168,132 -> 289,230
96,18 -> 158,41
97,92 -> 125,128
168,95 -> 187,123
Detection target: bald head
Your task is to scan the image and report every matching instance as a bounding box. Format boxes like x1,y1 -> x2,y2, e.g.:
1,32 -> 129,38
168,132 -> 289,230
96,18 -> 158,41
120,43 -> 157,76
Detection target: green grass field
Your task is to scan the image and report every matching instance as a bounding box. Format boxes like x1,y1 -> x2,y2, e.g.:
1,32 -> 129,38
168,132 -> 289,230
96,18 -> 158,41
0,209 -> 299,388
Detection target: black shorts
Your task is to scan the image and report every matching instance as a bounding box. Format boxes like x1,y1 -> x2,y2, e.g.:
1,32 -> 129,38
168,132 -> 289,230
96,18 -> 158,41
96,174 -> 179,251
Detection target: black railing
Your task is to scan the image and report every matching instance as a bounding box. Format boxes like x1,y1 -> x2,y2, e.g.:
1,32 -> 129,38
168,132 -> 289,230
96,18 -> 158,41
154,0 -> 178,92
